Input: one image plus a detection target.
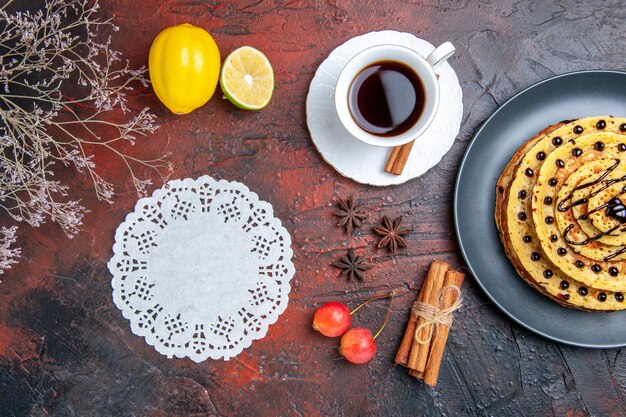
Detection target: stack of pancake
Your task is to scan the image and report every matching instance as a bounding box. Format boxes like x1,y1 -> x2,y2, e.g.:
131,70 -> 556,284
495,116 -> 626,311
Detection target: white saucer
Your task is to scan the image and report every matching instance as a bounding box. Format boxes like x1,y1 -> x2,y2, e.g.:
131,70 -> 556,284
306,30 -> 463,186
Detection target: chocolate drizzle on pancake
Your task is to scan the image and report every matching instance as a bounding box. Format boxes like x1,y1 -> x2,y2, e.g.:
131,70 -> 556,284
556,159 -> 621,212
586,188 -> 626,217
563,222 -> 623,246
605,247 -> 626,262
556,157 -> 626,252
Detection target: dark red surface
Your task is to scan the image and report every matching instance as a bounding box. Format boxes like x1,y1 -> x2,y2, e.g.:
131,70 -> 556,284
2,1 -> 626,416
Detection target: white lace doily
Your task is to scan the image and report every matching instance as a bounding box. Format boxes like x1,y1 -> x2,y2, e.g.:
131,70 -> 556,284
306,30 -> 463,186
108,176 -> 295,362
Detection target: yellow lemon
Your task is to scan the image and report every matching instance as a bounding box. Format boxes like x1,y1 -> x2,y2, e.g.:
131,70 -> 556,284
149,23 -> 220,115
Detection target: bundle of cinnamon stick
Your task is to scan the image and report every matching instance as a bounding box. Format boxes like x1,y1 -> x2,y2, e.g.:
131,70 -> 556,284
395,260 -> 465,386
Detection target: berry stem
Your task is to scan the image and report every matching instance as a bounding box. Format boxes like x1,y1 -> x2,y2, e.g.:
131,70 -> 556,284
350,292 -> 394,316
373,292 -> 394,340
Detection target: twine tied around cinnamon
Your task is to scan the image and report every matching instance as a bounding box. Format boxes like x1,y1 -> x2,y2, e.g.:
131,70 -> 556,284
412,285 -> 463,345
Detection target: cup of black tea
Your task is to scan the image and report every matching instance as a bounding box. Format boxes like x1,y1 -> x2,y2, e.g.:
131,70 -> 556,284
334,42 -> 455,147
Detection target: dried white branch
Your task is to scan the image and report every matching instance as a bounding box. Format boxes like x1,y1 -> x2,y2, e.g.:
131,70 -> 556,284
0,0 -> 171,274
0,225 -> 19,277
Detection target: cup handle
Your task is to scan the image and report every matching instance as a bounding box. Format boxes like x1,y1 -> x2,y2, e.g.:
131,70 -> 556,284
425,42 -> 455,71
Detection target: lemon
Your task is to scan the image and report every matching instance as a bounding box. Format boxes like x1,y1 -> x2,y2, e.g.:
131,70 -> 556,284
149,23 -> 220,115
220,46 -> 274,110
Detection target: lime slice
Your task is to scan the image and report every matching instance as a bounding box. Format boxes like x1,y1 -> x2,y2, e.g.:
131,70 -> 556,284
220,46 -> 274,110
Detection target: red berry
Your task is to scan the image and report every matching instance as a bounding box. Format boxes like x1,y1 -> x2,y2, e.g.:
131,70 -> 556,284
312,302 -> 351,337
339,327 -> 376,364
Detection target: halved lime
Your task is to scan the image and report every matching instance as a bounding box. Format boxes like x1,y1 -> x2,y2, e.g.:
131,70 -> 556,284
220,46 -> 274,110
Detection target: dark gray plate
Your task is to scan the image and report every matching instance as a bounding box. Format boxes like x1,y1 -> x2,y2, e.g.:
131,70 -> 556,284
454,70 -> 626,348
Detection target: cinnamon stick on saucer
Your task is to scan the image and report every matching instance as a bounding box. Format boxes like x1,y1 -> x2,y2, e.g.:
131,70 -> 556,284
385,141 -> 415,175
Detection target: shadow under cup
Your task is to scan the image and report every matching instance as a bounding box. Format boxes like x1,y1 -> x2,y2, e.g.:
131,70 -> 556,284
335,44 -> 440,148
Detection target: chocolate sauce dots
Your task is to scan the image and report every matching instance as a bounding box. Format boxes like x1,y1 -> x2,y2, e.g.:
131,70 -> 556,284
518,190 -> 527,199
591,264 -> 602,273
617,293 -> 625,302
596,120 -> 606,129
544,197 -> 552,205
573,125 -> 584,134
598,292 -> 607,302
523,235 -> 532,243
552,136 -> 563,146
620,123 -> 626,132
595,141 -> 605,151
578,287 -> 588,296
575,260 -> 584,268
536,151 -> 546,160
609,267 -> 619,277
619,144 -> 626,152
550,234 -> 558,242
518,212 -> 527,221
549,178 -> 558,186
560,280 -> 569,289
543,269 -> 553,278
572,148 -> 582,157
556,159 -> 565,168
525,168 -> 534,177
545,216 -> 554,224
531,252 -> 541,261
557,248 -> 567,256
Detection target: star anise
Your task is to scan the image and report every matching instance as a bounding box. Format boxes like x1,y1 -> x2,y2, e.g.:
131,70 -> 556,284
332,248 -> 373,281
334,196 -> 367,234
373,215 -> 411,253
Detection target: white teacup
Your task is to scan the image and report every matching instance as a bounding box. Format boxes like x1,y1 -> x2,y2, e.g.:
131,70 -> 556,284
334,42 -> 455,147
